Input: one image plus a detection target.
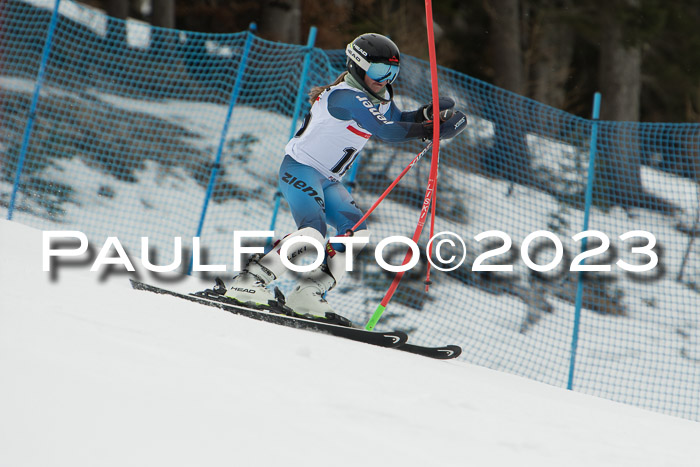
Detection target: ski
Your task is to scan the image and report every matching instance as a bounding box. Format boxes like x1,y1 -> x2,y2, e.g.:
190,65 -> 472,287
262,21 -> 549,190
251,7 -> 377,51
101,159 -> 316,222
129,279 -> 407,348
129,279 -> 462,359
398,343 -> 462,360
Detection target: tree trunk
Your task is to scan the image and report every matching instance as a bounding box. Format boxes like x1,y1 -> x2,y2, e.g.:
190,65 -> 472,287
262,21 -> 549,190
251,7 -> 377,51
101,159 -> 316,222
596,0 -> 646,209
107,0 -> 129,20
100,0 -> 128,85
530,0 -> 574,109
482,0 -> 532,186
260,0 -> 302,44
106,0 -> 128,44
598,8 -> 641,121
150,0 -> 175,54
489,0 -> 524,94
151,0 -> 175,29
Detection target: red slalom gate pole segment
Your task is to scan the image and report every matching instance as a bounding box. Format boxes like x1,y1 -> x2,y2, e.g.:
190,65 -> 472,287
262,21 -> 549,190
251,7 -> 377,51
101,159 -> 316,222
425,154 -> 440,292
346,141 -> 432,235
364,173 -> 438,330
365,0 -> 442,331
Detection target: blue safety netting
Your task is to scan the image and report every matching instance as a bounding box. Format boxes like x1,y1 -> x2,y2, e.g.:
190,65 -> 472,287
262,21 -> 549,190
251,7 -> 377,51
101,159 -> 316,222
2,0 -> 699,421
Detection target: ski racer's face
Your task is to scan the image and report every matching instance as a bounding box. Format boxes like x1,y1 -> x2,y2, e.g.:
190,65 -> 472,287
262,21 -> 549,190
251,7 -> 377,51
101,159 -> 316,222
363,74 -> 386,95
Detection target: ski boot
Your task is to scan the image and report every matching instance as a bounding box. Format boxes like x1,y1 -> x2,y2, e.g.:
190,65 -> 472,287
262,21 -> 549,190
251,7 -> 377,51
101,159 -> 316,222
285,265 -> 352,327
222,254 -> 278,310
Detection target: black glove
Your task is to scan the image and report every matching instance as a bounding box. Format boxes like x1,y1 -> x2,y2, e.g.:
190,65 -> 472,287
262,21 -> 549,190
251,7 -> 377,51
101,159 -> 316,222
421,110 -> 467,141
415,97 -> 456,123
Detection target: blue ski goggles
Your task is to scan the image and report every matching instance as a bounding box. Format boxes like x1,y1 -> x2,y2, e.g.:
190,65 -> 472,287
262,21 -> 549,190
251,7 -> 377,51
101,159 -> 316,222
366,62 -> 400,84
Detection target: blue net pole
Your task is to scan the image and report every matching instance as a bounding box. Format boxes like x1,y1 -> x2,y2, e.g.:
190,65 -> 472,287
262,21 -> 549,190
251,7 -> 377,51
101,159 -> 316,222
7,0 -> 61,220
289,27 -> 317,141
568,91 -> 602,390
190,23 -> 256,273
267,26 -> 317,242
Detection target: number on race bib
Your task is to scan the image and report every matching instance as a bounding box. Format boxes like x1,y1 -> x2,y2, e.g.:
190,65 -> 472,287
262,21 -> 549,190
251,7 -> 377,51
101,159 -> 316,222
331,147 -> 358,175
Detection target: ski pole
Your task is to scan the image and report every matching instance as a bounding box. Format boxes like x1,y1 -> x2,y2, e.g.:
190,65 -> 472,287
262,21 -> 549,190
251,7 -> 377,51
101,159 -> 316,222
364,154 -> 439,330
346,141 -> 432,235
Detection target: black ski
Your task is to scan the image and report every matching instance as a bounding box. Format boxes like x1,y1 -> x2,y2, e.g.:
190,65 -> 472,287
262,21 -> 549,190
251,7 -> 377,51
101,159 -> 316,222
130,279 -> 462,359
129,279 -> 407,348
265,282 -> 462,360
397,343 -> 462,360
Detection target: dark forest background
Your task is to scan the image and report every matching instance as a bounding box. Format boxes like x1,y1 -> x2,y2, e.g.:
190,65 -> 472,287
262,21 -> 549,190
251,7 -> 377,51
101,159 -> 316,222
81,0 -> 700,123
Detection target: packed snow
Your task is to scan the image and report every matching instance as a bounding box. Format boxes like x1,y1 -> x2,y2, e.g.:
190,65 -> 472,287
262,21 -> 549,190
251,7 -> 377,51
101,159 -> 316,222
1,218 -> 700,467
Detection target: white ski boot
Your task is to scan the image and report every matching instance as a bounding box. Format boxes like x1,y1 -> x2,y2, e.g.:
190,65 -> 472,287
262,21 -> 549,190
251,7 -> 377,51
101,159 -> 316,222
284,265 -> 352,327
285,265 -> 336,317
224,254 -> 277,309
285,229 -> 371,326
224,227 -> 328,309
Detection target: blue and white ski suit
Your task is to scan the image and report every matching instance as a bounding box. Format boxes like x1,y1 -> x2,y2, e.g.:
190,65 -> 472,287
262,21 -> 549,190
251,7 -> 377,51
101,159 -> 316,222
280,81 -> 425,238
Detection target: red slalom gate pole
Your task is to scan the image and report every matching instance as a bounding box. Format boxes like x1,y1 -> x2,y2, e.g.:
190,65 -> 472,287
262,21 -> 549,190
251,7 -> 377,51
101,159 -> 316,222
365,0 -> 442,331
425,154 -> 440,292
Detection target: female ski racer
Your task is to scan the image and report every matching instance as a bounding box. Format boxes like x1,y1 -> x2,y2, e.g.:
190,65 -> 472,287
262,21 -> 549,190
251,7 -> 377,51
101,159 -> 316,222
223,33 -> 467,325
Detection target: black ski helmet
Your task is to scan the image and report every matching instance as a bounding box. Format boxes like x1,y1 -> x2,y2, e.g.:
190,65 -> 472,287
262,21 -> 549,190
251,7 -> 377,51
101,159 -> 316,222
345,33 -> 400,102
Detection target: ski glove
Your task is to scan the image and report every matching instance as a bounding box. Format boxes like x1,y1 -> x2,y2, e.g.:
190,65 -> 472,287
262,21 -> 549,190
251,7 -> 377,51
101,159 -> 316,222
422,110 -> 467,141
415,97 -> 456,123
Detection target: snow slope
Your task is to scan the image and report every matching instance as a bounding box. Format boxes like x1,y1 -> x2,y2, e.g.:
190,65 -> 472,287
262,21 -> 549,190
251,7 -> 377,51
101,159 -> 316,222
1,218 -> 699,467
3,73 -> 700,420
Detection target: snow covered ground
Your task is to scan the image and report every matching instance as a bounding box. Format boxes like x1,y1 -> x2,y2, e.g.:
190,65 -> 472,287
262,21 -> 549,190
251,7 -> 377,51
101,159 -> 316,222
2,218 -> 700,467
4,0 -> 700,422
3,71 -> 700,421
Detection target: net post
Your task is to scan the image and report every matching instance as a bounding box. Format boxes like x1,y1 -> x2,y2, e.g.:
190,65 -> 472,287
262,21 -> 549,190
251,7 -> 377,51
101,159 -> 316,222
8,0 -> 62,220
267,26 -> 318,244
190,24 -> 256,274
568,91 -> 602,390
